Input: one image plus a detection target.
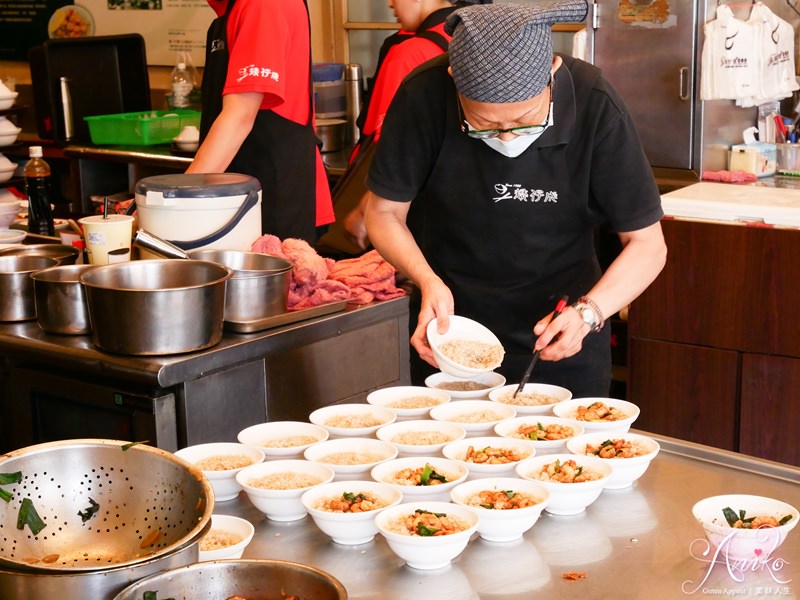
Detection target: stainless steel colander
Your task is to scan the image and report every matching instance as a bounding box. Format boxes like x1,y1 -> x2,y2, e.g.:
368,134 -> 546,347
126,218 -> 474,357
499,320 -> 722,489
0,439 -> 213,573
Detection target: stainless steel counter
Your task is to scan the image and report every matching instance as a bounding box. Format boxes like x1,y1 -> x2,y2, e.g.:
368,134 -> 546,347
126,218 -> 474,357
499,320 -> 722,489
216,433 -> 799,600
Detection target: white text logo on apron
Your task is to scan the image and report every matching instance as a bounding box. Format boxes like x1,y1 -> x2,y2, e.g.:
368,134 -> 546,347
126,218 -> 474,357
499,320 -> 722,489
236,65 -> 281,83
210,39 -> 225,53
493,183 -> 558,204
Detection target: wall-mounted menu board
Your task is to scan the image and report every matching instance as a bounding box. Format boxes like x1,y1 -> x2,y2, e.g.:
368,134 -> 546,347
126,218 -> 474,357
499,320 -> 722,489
0,0 -> 212,66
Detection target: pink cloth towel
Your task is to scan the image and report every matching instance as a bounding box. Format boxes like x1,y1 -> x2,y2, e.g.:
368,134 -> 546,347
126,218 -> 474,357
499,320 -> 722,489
702,170 -> 758,183
251,236 -> 405,309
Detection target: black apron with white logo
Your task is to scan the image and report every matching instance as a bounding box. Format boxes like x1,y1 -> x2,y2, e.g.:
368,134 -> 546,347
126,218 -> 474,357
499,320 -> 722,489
200,0 -> 318,242
410,72 -> 611,396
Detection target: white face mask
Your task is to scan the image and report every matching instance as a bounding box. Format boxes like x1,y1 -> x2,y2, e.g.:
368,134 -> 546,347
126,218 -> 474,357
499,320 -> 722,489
477,103 -> 554,158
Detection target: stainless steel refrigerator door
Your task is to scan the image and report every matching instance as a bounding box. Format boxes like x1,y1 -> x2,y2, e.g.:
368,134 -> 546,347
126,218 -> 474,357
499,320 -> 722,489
589,0 -> 700,170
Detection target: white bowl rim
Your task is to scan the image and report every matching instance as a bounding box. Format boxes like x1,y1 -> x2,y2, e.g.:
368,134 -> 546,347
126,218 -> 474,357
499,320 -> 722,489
449,476 -> 552,512
488,382 -> 573,406
427,316 -> 504,377
441,435 -> 536,466
370,456 -> 470,488
303,437 -> 399,467
551,397 -> 641,423
424,371 -> 507,398
494,415 -> 586,444
309,403 -> 397,433
237,420 -> 330,449
375,500 -> 480,537
429,399 -> 516,426
515,452 -> 614,485
565,431 -> 661,461
198,514 -> 255,560
692,494 -> 800,529
300,479 -> 404,515
235,458 -> 336,494
367,385 -> 451,409
376,419 -> 467,449
174,442 -> 265,477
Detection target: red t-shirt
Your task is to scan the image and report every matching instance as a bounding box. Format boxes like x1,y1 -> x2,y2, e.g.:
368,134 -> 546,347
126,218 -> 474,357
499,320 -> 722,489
208,0 -> 334,227
361,22 -> 452,140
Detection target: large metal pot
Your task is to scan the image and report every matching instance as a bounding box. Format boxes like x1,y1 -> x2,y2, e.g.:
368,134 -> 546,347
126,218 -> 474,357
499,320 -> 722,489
189,248 -> 291,322
79,259 -> 233,355
133,229 -> 292,322
32,264 -> 98,334
0,255 -> 60,321
113,559 -> 348,600
0,439 -> 213,600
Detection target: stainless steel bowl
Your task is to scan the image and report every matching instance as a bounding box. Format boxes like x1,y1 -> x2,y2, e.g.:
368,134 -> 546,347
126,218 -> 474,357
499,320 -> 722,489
0,255 -> 60,321
0,243 -> 81,265
80,259 -> 233,355
32,264 -> 98,334
113,559 -> 348,600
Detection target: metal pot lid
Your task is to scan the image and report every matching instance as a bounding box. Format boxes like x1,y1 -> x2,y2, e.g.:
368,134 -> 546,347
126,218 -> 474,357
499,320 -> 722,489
134,173 -> 261,199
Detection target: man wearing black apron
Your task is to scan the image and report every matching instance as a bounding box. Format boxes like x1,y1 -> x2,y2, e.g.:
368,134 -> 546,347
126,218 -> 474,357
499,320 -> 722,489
364,2 -> 667,397
190,0 -> 329,243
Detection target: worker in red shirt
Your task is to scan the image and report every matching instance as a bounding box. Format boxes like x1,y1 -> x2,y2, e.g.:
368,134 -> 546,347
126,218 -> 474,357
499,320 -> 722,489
189,0 -> 334,244
342,0 -> 492,250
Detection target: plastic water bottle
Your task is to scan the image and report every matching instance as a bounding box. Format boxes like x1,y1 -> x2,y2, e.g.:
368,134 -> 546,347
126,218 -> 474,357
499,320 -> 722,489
24,146 -> 55,236
171,61 -> 193,109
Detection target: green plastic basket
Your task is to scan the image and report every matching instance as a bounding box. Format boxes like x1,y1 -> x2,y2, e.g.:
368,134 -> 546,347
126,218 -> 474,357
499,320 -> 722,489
84,110 -> 201,145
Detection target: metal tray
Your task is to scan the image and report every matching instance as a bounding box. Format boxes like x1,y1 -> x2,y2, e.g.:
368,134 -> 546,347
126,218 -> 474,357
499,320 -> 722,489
224,300 -> 348,333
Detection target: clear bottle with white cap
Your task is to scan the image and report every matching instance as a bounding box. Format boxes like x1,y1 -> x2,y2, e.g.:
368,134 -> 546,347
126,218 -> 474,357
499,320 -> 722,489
24,146 -> 55,236
171,59 -> 194,109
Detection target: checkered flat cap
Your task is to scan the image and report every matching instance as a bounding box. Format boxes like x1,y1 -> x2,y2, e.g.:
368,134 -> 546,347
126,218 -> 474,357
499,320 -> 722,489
446,0 -> 588,102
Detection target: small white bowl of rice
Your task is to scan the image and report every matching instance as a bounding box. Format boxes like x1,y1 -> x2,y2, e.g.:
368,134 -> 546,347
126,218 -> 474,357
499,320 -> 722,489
424,371 -> 506,399
488,383 -> 572,415
376,419 -> 467,456
237,420 -> 329,459
515,453 -> 612,516
174,442 -> 265,502
303,437 -> 398,481
367,385 -> 451,420
375,500 -> 480,570
442,435 -> 535,479
429,399 -> 516,437
450,477 -> 550,543
301,480 -> 403,545
198,514 -> 255,561
427,316 -> 505,379
309,403 -> 396,438
236,459 -> 335,521
494,415 -> 585,455
566,431 -> 660,490
370,456 -> 469,503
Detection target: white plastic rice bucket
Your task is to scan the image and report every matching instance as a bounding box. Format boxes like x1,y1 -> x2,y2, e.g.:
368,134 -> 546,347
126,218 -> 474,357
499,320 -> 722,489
134,173 -> 262,258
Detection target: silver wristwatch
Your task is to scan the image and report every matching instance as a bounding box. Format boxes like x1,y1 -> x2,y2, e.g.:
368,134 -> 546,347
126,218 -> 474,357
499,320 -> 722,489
572,297 -> 604,333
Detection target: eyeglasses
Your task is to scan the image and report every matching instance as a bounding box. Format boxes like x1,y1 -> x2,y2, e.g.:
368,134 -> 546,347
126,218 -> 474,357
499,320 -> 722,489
456,83 -> 553,140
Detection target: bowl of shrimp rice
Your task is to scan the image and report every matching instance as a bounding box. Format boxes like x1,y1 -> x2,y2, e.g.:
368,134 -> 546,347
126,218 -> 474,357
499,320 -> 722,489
441,435 -> 535,479
566,431 -> 660,489
692,494 -> 798,561
494,415 -> 585,455
515,453 -> 612,516
450,477 -> 550,543
301,480 -> 403,545
552,397 -> 640,434
375,500 -> 480,570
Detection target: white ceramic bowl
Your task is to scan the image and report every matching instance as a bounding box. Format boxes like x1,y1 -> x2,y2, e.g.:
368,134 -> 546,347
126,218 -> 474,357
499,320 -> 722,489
303,437 -> 398,481
692,494 -> 799,561
173,138 -> 199,152
424,371 -> 507,399
174,442 -> 265,502
370,456 -> 469,502
367,385 -> 450,420
237,420 -> 329,459
0,124 -> 21,147
427,315 -> 505,379
198,514 -> 255,561
494,415 -> 585,455
450,477 -> 550,542
566,431 -> 660,490
429,399 -> 516,437
442,435 -> 535,479
0,164 -> 16,184
0,211 -> 19,229
488,383 -> 572,415
376,419 -> 466,457
0,229 -> 25,245
552,397 -> 640,434
0,92 -> 18,111
236,459 -> 335,521
309,403 -> 396,438
301,480 -> 403,545
515,453 -> 613,516
375,500 -> 480,570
